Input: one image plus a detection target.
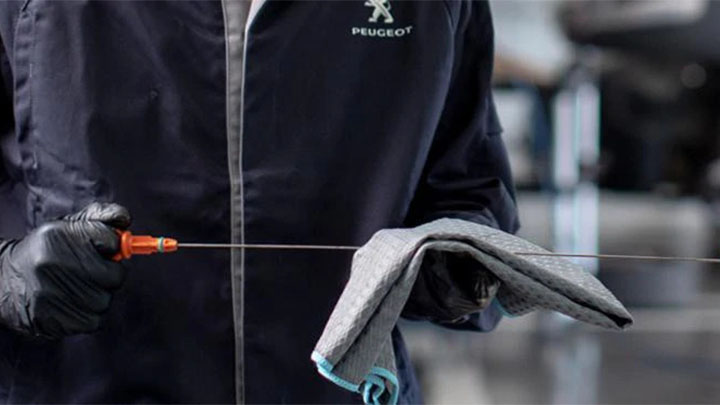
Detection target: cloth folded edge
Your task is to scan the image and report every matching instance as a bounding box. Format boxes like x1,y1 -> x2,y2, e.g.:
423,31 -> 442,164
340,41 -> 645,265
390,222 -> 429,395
311,351 -> 399,405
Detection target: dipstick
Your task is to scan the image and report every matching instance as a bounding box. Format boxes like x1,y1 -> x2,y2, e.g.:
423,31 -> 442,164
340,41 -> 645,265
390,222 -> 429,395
113,231 -> 720,264
178,243 -> 359,251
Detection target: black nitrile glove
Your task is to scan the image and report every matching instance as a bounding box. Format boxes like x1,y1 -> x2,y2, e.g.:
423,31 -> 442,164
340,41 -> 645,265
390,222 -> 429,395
0,203 -> 131,339
402,249 -> 500,324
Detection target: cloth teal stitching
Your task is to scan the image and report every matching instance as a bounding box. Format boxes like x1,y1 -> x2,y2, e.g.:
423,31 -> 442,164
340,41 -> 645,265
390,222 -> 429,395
362,374 -> 384,404
311,351 -> 361,392
367,375 -> 388,405
370,367 -> 399,405
311,352 -> 399,404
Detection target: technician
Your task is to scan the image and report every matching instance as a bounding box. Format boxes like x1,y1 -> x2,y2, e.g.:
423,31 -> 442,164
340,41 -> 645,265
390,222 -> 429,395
0,0 -> 519,403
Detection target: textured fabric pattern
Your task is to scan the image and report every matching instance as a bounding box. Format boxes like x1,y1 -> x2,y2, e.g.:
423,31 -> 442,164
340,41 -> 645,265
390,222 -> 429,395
313,218 -> 633,405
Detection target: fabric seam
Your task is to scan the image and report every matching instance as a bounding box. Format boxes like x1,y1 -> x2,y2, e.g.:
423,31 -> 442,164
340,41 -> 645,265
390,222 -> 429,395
238,9 -> 248,405
220,1 -> 245,403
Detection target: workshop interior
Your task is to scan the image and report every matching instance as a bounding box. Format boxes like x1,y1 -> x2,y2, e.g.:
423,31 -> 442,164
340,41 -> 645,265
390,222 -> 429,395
0,0 -> 718,404
401,0 -> 720,403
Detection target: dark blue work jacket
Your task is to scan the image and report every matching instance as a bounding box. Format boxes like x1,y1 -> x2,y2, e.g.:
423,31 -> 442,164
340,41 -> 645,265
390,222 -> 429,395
0,0 -> 519,403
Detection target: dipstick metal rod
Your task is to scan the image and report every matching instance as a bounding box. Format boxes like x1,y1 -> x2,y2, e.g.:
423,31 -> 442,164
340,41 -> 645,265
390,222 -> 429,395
513,252 -> 720,264
112,231 -> 720,264
178,243 -> 359,251
177,243 -> 720,264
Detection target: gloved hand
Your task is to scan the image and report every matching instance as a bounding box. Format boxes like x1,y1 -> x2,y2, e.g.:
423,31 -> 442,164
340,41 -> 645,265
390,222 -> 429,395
0,203 -> 131,339
401,249 -> 501,324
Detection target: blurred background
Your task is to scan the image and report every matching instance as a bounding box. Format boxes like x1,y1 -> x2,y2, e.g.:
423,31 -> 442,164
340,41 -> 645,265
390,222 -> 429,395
402,0 -> 720,403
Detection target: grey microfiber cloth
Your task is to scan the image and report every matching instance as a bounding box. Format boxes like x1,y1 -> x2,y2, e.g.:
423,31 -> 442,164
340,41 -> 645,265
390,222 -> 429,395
311,218 -> 633,405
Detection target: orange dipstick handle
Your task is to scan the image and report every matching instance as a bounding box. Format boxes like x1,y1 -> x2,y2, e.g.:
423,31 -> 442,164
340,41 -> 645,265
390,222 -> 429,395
112,231 -> 178,261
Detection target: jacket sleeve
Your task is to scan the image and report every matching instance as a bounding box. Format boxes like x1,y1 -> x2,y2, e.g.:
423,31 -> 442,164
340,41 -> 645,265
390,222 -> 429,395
403,0 -> 520,332
0,39 -> 10,188
0,2 -> 24,243
0,2 -> 18,191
